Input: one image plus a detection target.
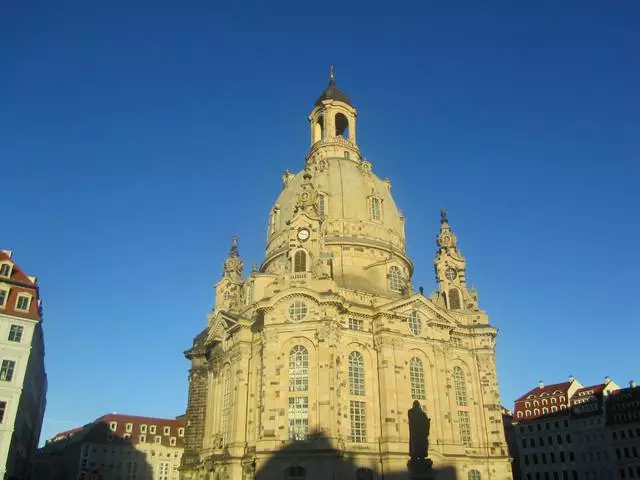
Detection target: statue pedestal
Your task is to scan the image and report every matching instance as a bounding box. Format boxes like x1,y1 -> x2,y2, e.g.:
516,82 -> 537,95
407,458 -> 435,480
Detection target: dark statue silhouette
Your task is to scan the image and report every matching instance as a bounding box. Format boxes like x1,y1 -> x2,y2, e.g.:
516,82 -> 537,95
408,400 -> 434,478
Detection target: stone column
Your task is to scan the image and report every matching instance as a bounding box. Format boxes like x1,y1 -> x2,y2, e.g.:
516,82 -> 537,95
182,358 -> 209,469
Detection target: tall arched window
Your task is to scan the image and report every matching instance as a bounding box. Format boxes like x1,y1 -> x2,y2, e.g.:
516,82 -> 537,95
408,311 -> 422,336
453,367 -> 468,406
348,352 -> 365,396
288,346 -> 309,440
313,115 -> 324,143
370,197 -> 381,220
286,466 -> 306,480
294,251 -> 306,272
335,112 -> 349,138
410,357 -> 426,400
388,266 -> 403,292
289,346 -> 308,392
469,470 -> 481,480
220,366 -> 232,445
449,289 -> 461,310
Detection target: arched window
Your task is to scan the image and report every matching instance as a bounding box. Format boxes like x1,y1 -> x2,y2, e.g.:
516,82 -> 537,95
370,197 -> 381,221
335,112 -> 349,138
534,408 -> 540,415
408,311 -> 422,336
560,396 -> 566,402
220,366 -> 232,444
542,399 -> 548,405
526,410 -> 531,416
543,407 -> 549,414
285,466 -> 306,480
534,400 -> 539,407
410,357 -> 426,400
448,289 -> 461,310
294,250 -> 307,272
388,266 -> 403,292
469,470 -> 481,480
453,367 -> 468,406
289,346 -> 309,392
551,406 -> 558,412
517,411 -> 523,418
551,398 -> 557,404
348,351 -> 365,396
525,401 -> 531,408
313,115 -> 324,143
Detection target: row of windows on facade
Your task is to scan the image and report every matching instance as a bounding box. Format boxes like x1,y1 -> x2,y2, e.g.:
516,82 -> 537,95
613,427 -> 640,440
521,433 -> 573,449
0,289 -> 31,311
518,405 -> 567,418
525,398 -> 567,408
524,472 -> 579,480
613,411 -> 640,423
285,347 -> 472,445
523,450 -> 575,466
519,420 -> 570,433
108,421 -> 184,438
78,460 -> 173,480
83,444 -> 180,459
110,434 -> 179,446
621,467 -> 640,480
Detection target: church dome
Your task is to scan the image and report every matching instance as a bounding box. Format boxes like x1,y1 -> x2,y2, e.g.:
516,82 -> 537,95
314,66 -> 352,107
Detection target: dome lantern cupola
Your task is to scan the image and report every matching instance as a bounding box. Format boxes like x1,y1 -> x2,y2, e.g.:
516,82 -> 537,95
308,66 -> 359,157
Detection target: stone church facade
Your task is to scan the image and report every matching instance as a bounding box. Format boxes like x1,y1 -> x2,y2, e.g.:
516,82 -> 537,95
179,71 -> 512,480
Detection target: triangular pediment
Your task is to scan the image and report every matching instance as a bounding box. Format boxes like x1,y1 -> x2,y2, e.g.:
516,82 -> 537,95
205,310 -> 239,345
376,293 -> 457,329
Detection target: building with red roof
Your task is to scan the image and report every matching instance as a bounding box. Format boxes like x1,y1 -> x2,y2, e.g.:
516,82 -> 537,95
0,250 -> 47,480
33,413 -> 184,480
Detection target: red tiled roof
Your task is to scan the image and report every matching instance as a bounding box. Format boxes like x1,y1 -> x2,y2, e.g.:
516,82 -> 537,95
0,250 -> 40,320
515,382 -> 571,402
95,413 -> 184,447
574,384 -> 605,397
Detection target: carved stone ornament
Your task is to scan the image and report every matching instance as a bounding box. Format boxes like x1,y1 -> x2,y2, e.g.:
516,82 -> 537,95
374,336 -> 396,352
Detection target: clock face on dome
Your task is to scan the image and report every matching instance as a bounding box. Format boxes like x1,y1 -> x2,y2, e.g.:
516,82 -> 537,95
445,267 -> 457,281
297,228 -> 310,241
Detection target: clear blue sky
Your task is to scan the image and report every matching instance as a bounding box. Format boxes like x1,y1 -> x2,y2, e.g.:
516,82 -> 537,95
2,1 -> 638,443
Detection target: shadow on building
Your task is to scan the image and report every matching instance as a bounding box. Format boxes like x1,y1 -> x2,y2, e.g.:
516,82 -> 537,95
31,420 -> 154,480
252,431 -> 457,480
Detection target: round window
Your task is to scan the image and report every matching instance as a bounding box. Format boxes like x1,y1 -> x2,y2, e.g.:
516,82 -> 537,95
288,301 -> 308,322
408,310 -> 422,336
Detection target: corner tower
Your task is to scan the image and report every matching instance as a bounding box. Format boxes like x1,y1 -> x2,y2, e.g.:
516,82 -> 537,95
180,71 -> 512,480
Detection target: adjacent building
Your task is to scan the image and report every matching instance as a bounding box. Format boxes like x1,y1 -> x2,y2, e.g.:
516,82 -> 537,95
509,377 -> 640,480
33,414 -> 185,480
179,71 -> 512,479
0,250 -> 47,479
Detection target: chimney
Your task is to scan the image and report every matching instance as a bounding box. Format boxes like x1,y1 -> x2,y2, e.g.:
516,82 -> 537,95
538,380 -> 544,389
631,380 -> 637,389
605,376 -> 611,385
568,375 -> 575,382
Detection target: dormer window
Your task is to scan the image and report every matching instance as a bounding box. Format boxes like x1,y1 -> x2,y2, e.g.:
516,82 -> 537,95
125,423 -> 133,433
369,197 -> 382,221
0,264 -> 10,277
109,421 -> 118,432
140,424 -> 147,433
170,436 -> 176,446
163,426 -> 170,435
15,295 -> 30,311
149,425 -> 156,434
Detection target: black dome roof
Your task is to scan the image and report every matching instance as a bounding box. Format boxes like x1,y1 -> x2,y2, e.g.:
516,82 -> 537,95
314,68 -> 352,107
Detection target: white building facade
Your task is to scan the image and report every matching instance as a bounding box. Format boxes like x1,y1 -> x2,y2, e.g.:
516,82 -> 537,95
0,249 -> 47,480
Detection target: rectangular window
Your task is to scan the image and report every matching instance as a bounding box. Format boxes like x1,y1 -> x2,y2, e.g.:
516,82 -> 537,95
149,425 -> 156,434
350,400 -> 366,443
170,437 -> 176,446
0,264 -> 10,277
154,435 -> 161,444
163,426 -> 170,435
370,197 -> 381,221
139,434 -> 146,443
109,421 -> 118,431
0,290 -> 7,306
16,296 -> 30,311
0,401 -> 6,423
178,427 -> 184,437
288,397 -> 309,441
125,423 -> 133,432
348,318 -> 364,331
140,424 -> 147,433
457,411 -> 472,447
8,325 -> 23,343
0,360 -> 16,381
